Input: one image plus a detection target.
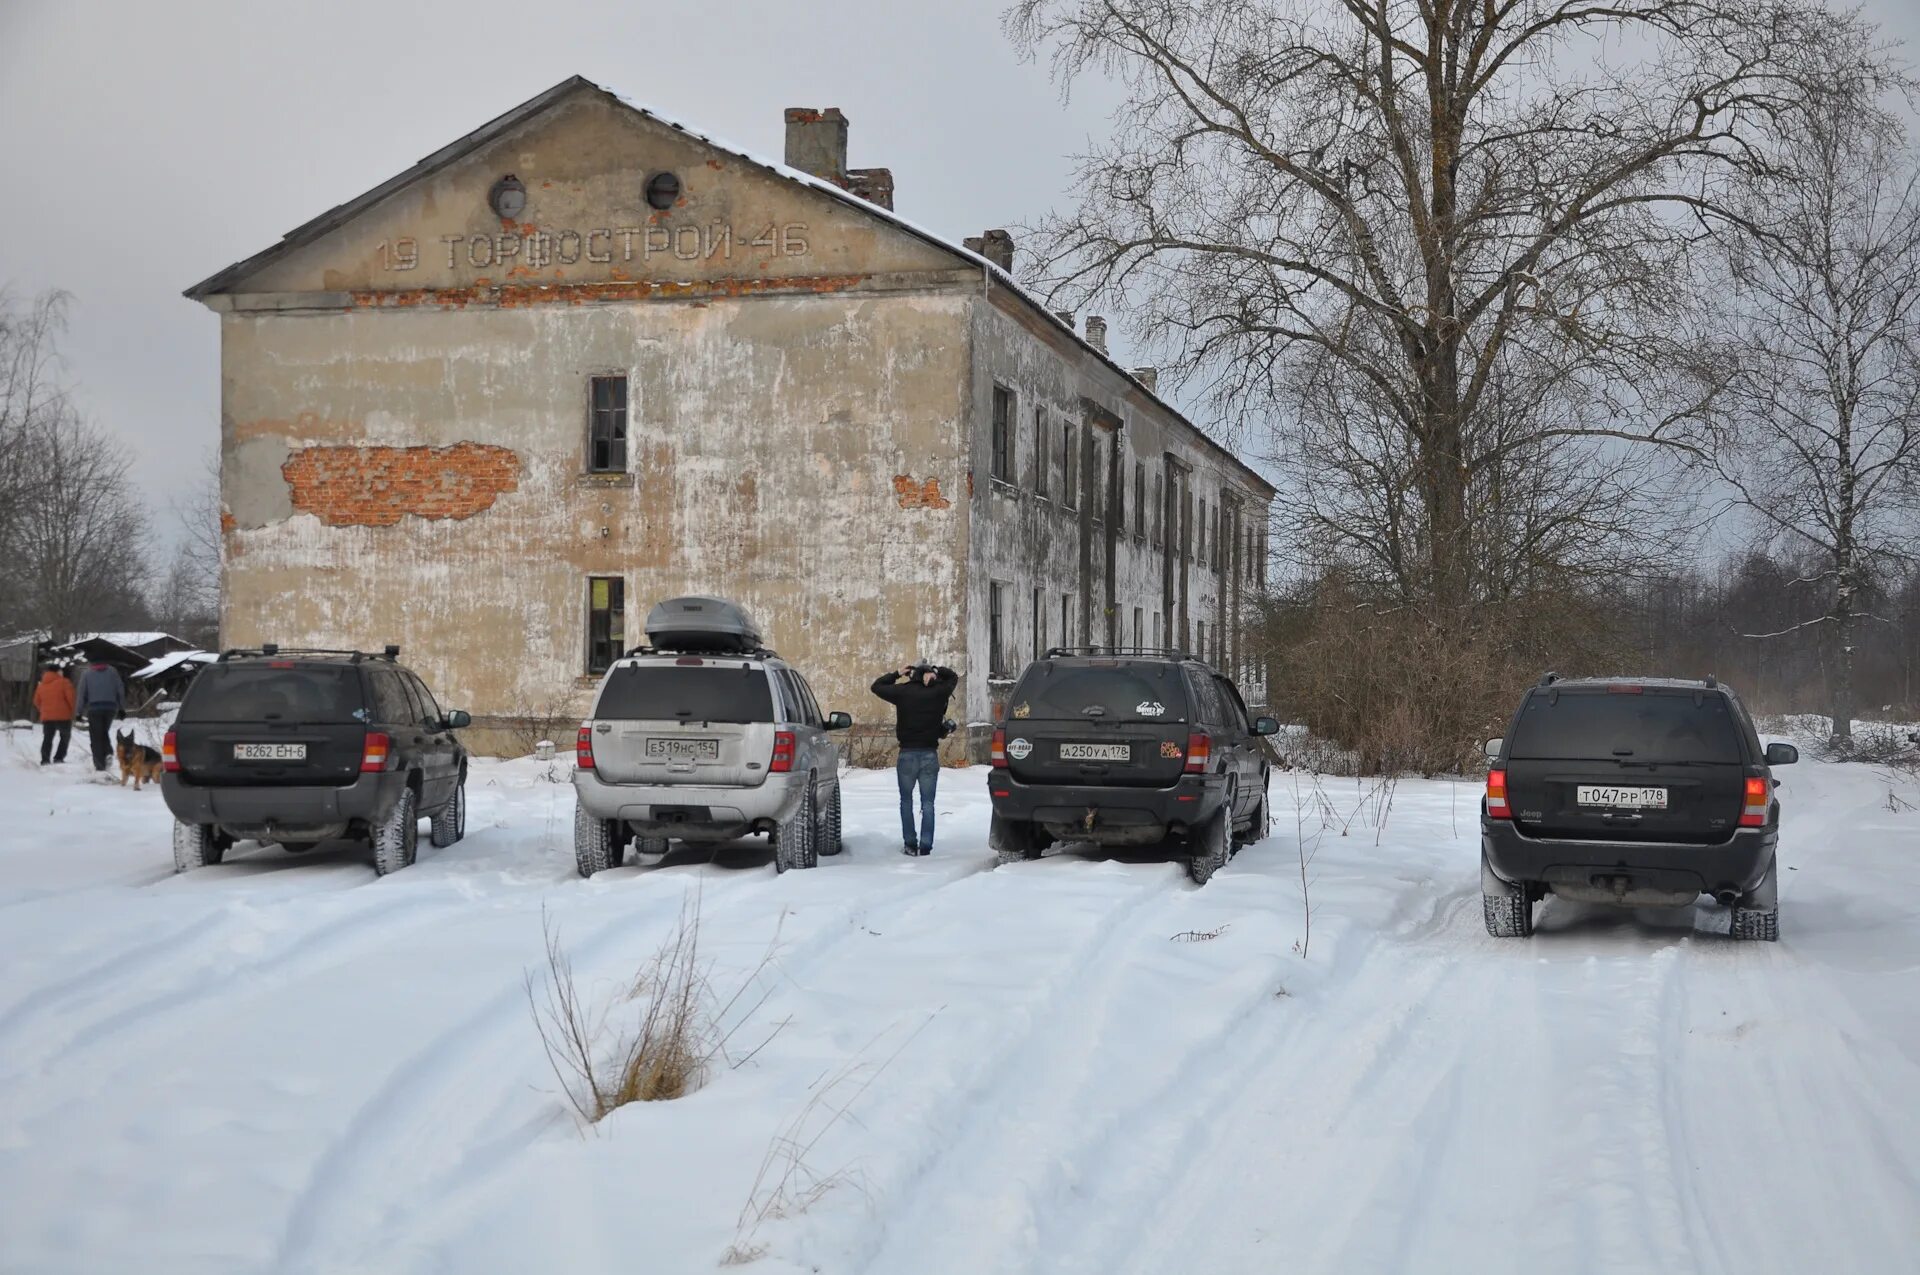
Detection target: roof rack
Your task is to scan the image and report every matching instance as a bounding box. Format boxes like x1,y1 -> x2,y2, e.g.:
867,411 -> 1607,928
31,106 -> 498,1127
219,644 -> 401,663
618,644 -> 780,661
1045,645 -> 1193,661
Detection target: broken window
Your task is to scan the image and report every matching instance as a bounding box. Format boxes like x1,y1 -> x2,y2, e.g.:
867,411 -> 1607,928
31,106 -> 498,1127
1032,586 -> 1046,659
1134,463 -> 1146,539
1152,473 -> 1164,547
1062,423 -> 1077,509
1032,408 -> 1049,497
991,386 -> 1015,485
989,581 -> 1009,677
587,576 -> 625,674
1198,497 -> 1208,564
1061,593 -> 1072,647
1088,433 -> 1102,523
589,375 -> 628,473
1133,607 -> 1143,647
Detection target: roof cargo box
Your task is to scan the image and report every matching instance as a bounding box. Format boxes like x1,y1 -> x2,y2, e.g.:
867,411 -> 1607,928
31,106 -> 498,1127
645,596 -> 764,654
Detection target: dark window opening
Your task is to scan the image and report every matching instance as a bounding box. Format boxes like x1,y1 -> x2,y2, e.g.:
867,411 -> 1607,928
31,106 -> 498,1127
589,375 -> 628,473
991,386 -> 1015,485
990,582 -> 1009,676
645,171 -> 682,211
1032,586 -> 1046,665
1134,463 -> 1146,538
1062,424 -> 1077,508
1033,407 -> 1049,496
588,576 -> 625,674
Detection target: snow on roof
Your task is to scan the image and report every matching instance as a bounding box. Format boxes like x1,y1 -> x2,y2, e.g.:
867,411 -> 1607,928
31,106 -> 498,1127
132,650 -> 217,681
54,632 -> 188,652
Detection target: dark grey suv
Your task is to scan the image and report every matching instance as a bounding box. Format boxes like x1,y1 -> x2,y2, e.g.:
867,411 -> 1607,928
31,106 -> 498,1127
161,646 -> 471,875
986,647 -> 1279,884
1481,674 -> 1796,940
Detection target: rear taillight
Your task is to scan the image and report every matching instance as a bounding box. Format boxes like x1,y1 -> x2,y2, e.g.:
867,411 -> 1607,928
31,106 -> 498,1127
1184,731 -> 1211,774
576,724 -> 595,771
991,727 -> 1008,768
1486,768 -> 1511,819
1739,776 -> 1769,827
360,732 -> 391,773
162,731 -> 180,773
770,730 -> 796,774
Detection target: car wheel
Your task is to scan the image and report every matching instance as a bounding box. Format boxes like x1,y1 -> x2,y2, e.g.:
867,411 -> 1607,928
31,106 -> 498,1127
990,811 -> 1043,865
172,819 -> 225,872
429,774 -> 466,848
774,783 -> 819,873
573,805 -> 623,878
1731,855 -> 1780,942
1482,886 -> 1535,938
1186,808 -> 1230,885
816,782 -> 844,856
371,786 -> 419,877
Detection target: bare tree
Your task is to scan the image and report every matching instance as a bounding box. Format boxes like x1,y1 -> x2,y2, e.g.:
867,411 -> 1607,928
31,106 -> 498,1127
152,450 -> 222,646
1706,97 -> 1920,743
0,289 -> 71,633
1006,0 -> 1890,619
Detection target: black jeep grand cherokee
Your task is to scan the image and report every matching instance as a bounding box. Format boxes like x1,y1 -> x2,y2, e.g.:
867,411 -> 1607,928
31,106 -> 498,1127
987,647 -> 1279,884
1481,674 -> 1797,941
161,646 -> 472,875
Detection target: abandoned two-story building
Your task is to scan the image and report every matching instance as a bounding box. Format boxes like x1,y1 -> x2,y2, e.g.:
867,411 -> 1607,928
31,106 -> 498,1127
186,76 -> 1272,752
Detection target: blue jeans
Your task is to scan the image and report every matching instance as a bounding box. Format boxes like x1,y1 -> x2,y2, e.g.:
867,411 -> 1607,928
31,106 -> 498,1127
897,748 -> 940,849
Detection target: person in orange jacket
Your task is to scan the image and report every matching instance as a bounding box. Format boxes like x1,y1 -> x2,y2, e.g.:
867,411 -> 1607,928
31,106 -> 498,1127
32,663 -> 77,766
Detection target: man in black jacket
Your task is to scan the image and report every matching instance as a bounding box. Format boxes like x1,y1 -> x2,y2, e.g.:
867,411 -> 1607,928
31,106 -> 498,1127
870,663 -> 958,855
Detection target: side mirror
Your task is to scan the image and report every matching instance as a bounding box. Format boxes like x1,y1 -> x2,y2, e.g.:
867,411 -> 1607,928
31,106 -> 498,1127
825,711 -> 852,731
444,709 -> 472,730
1252,716 -> 1280,736
1484,737 -> 1504,761
1765,742 -> 1798,766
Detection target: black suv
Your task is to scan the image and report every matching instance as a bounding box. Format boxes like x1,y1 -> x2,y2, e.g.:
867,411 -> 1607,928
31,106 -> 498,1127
161,645 -> 472,875
986,647 -> 1279,883
1481,674 -> 1797,941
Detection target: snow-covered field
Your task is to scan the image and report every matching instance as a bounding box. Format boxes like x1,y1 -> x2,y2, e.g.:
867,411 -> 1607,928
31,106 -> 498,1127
3,725 -> 1918,1275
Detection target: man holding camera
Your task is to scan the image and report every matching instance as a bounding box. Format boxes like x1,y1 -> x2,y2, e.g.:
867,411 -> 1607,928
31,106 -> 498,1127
870,662 -> 958,855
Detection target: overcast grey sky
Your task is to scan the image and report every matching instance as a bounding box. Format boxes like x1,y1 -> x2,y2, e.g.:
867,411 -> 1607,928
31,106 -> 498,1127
2,0 -> 1916,534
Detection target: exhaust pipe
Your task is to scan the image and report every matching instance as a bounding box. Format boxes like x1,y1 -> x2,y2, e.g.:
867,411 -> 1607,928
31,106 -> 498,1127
1714,889 -> 1738,907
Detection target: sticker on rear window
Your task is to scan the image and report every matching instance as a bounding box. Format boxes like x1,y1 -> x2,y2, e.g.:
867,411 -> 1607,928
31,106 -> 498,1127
1007,737 -> 1033,760
1137,701 -> 1165,717
1012,702 -> 1031,719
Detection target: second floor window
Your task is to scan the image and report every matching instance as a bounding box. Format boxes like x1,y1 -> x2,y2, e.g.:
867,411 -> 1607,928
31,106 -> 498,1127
1033,408 -> 1049,496
1063,423 -> 1078,508
1134,463 -> 1146,538
991,386 -> 1015,485
589,375 -> 628,473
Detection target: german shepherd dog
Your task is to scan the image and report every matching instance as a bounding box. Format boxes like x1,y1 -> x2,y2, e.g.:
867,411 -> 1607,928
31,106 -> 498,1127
116,730 -> 164,790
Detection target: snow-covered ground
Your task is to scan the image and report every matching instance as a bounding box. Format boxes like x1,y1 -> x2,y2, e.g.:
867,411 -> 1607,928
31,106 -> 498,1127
2,723 -> 1918,1275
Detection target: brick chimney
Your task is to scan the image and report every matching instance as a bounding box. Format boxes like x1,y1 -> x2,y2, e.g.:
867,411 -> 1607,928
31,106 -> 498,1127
1133,367 -> 1158,393
980,229 -> 1015,273
847,167 -> 894,210
1085,315 -> 1108,354
1053,310 -> 1075,328
784,108 -> 848,183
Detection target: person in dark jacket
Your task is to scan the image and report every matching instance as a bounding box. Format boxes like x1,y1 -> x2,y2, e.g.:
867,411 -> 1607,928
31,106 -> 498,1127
870,663 -> 958,855
32,664 -> 77,765
74,661 -> 127,773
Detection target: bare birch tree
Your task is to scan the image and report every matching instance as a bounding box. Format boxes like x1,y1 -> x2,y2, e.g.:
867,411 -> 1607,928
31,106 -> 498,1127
1005,0 -> 1890,619
1706,99 -> 1920,743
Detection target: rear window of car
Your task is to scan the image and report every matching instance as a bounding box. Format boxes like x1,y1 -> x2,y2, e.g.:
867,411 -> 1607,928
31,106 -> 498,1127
1007,662 -> 1189,723
1507,690 -> 1744,764
179,665 -> 364,724
596,665 -> 775,723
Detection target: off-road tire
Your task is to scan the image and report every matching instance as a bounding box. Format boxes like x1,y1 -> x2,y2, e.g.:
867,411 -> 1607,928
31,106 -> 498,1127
773,783 -> 819,873
574,805 -> 624,877
991,812 -> 1043,865
1483,890 -> 1535,938
1235,790 -> 1270,848
1186,808 -> 1231,885
371,786 -> 419,877
429,774 -> 466,848
817,782 -> 844,856
172,820 -> 226,872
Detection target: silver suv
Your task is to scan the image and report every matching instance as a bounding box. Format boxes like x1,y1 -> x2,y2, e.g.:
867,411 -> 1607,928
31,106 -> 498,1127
572,597 -> 852,875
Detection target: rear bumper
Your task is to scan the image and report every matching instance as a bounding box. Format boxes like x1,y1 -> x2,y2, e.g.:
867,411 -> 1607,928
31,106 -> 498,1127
1482,819 -> 1777,902
572,768 -> 807,838
985,770 -> 1228,844
161,770 -> 409,841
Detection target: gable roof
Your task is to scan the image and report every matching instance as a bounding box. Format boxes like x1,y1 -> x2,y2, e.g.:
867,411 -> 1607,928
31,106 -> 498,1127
184,76 -> 1275,498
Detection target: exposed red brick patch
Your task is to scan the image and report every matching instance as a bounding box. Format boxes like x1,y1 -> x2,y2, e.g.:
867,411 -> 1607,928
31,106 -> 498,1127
283,442 -> 520,528
893,475 -> 951,510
